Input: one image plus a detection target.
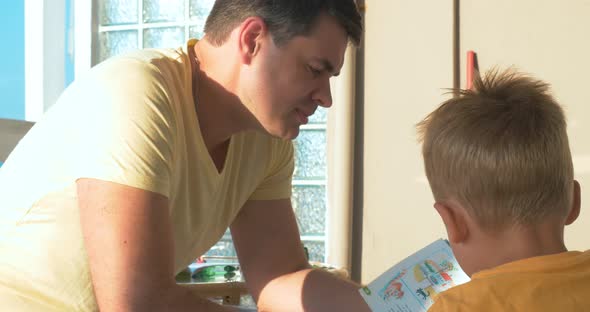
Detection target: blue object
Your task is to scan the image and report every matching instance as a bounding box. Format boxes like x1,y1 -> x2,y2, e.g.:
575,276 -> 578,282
0,2 -> 25,120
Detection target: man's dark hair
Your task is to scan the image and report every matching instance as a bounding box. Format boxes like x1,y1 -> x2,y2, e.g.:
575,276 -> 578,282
203,0 -> 362,47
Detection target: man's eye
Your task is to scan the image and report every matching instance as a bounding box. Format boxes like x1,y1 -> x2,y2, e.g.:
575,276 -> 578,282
308,66 -> 322,77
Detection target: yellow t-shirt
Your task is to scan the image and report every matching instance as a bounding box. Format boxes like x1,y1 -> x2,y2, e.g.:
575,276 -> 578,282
0,40 -> 294,311
429,250 -> 590,311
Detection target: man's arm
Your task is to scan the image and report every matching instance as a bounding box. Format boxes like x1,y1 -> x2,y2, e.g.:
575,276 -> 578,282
230,199 -> 371,312
77,178 -> 237,312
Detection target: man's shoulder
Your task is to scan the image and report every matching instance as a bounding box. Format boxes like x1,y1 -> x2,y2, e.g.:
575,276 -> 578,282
90,44 -> 188,81
94,50 -> 176,76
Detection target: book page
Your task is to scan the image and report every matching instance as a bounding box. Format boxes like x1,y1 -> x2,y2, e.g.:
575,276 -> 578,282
359,239 -> 470,312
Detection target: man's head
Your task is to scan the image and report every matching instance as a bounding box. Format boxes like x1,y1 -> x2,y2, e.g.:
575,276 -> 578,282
417,69 -> 580,273
204,0 -> 362,47
201,0 -> 362,139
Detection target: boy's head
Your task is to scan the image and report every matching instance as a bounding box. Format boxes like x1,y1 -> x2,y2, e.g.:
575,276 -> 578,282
417,69 -> 580,274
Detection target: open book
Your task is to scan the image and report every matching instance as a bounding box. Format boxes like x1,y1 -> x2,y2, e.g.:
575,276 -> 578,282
359,239 -> 470,312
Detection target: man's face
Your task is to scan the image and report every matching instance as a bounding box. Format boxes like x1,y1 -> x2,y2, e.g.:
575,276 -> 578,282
242,13 -> 349,139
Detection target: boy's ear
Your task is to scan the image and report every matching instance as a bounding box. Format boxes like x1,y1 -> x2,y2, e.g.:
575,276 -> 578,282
566,180 -> 581,225
238,16 -> 266,64
434,201 -> 470,244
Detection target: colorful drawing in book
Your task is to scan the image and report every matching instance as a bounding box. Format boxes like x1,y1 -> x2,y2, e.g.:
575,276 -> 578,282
412,257 -> 457,301
415,287 -> 430,300
378,269 -> 407,301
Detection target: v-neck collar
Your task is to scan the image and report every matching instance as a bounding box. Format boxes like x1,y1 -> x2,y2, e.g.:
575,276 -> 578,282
185,39 -> 235,179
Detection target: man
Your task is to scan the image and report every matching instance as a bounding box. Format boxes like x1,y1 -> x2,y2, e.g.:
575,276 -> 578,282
0,0 -> 369,311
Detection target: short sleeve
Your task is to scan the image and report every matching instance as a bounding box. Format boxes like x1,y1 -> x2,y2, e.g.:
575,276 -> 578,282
249,139 -> 294,200
68,57 -> 176,197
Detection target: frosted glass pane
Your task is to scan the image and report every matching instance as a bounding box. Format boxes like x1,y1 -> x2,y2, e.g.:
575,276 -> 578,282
143,0 -> 185,23
143,27 -> 185,49
293,129 -> 327,180
204,238 -> 237,258
303,241 -> 325,263
189,26 -> 205,40
292,185 -> 326,236
99,0 -> 138,26
189,0 -> 215,20
308,106 -> 327,124
98,30 -> 138,63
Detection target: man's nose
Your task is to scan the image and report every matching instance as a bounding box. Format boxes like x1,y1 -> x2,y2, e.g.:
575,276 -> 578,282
313,79 -> 333,108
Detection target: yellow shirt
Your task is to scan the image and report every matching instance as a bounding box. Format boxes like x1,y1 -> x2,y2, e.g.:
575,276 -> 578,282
0,40 -> 294,311
429,250 -> 590,311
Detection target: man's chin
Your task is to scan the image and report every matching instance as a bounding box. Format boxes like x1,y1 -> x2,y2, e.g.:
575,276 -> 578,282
267,126 -> 300,140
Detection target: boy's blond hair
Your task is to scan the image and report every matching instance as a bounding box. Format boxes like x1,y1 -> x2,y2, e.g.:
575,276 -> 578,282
417,68 -> 573,230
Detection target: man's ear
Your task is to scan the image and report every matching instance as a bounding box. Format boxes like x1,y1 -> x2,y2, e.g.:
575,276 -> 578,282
434,201 -> 470,244
237,16 -> 267,64
566,180 -> 581,225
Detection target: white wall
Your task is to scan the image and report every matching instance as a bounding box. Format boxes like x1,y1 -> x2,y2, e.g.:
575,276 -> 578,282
361,0 -> 454,282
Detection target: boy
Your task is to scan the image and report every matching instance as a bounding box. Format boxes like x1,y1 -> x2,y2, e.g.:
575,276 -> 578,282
417,69 -> 590,311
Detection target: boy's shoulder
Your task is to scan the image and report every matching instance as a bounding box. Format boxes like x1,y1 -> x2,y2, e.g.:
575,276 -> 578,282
429,250 -> 590,312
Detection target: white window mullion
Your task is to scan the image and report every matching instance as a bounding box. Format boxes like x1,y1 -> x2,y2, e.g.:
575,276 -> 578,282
292,180 -> 326,186
138,0 -> 144,49
74,0 -> 95,77
99,21 -> 201,32
300,124 -> 327,131
185,0 -> 190,41
300,235 -> 326,242
25,0 -> 66,121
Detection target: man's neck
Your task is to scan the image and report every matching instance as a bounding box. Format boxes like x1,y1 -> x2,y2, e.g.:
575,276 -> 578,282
191,40 -> 260,152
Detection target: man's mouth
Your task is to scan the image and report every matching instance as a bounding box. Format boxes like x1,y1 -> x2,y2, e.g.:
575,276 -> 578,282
295,108 -> 310,125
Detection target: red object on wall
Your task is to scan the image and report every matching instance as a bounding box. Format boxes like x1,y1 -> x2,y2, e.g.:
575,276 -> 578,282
466,50 -> 476,90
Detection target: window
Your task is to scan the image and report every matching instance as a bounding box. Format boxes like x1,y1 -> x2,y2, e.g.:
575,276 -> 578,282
28,0 -> 356,268
96,0 -> 216,63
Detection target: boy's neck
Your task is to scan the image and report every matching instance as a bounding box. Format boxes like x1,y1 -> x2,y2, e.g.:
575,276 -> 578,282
469,219 -> 567,274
